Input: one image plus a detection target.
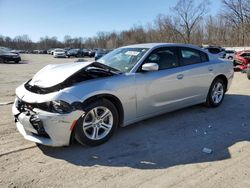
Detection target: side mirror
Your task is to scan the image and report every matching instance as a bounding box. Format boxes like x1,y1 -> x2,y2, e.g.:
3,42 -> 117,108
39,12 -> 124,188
142,63 -> 159,72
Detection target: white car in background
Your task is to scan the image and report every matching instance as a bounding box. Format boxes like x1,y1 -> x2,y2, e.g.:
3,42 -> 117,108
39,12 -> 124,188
203,46 -> 226,60
224,50 -> 235,60
53,49 -> 66,58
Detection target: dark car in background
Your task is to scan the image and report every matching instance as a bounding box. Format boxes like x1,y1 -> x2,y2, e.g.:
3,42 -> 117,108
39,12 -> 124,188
66,48 -> 82,57
0,49 -> 21,63
81,49 -> 89,56
88,49 -> 98,57
95,49 -> 113,60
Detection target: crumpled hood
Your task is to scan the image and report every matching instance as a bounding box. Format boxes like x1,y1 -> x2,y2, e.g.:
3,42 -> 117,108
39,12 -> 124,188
29,61 -> 93,88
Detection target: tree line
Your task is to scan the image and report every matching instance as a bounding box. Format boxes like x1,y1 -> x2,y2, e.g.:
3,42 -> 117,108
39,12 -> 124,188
0,0 -> 250,50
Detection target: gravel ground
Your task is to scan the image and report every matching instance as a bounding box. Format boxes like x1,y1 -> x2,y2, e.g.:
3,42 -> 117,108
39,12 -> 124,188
0,54 -> 249,188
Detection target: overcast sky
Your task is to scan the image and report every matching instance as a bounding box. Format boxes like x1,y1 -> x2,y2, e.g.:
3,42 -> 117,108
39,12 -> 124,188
0,0 -> 222,41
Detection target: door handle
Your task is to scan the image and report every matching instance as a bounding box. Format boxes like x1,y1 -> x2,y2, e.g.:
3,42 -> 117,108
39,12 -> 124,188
208,67 -> 213,71
177,74 -> 184,79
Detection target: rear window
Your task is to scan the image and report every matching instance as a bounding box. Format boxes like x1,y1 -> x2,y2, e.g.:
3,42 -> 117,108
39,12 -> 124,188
207,48 -> 221,54
226,50 -> 234,53
179,48 -> 209,66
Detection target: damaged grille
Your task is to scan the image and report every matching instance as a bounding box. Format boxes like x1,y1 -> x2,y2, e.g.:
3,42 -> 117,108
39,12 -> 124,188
16,99 -> 50,138
16,98 -> 50,112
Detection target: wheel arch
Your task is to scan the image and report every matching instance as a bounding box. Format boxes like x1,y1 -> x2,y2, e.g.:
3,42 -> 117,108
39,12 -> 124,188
213,74 -> 228,91
70,93 -> 124,145
81,94 -> 124,127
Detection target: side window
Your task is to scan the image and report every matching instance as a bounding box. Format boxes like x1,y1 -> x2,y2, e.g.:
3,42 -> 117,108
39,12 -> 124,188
241,53 -> 250,57
145,47 -> 179,70
180,48 -> 203,66
200,51 -> 209,62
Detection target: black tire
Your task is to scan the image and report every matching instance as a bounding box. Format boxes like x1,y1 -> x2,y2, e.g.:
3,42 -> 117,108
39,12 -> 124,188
233,60 -> 238,67
75,99 -> 119,146
15,60 -> 19,63
247,69 -> 250,80
205,78 -> 226,108
0,58 -> 4,63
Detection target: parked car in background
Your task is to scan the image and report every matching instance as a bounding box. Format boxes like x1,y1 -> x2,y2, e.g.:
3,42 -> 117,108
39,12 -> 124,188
0,49 -> 21,63
53,49 -> 66,58
66,48 -> 82,58
203,46 -> 226,59
50,49 -> 56,55
64,48 -> 71,52
95,49 -> 113,60
11,50 -> 26,54
81,49 -> 90,57
47,48 -> 54,55
225,50 -> 235,60
12,43 -> 234,147
88,49 -> 98,57
0,47 -> 11,52
234,50 -> 250,70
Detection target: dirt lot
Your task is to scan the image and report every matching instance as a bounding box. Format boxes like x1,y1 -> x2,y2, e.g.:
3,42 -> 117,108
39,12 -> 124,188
0,54 -> 250,188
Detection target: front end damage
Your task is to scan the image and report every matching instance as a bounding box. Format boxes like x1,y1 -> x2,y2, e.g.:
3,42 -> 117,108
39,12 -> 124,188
12,97 -> 84,146
12,61 -> 119,146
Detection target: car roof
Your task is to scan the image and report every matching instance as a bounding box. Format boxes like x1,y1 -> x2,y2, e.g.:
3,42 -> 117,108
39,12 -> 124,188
121,43 -> 203,51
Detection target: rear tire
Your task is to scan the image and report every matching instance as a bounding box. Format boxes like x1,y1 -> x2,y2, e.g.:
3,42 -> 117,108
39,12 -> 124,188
205,78 -> 226,108
75,99 -> 118,146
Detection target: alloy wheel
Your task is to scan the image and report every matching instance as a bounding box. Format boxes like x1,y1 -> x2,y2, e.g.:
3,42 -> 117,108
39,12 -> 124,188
211,82 -> 224,104
82,106 -> 113,140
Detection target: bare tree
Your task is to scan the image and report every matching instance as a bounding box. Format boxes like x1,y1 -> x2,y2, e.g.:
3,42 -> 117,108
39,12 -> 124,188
171,0 -> 210,43
221,0 -> 250,45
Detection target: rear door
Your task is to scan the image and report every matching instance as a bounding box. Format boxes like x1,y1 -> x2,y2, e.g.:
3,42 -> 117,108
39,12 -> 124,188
177,47 -> 214,103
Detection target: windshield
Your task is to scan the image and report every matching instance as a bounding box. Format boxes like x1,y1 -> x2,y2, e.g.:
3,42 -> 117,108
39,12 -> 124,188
55,49 -> 64,52
98,48 -> 149,73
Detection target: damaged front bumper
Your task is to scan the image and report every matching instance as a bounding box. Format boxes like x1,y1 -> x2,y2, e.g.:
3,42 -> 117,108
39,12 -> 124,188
12,98 -> 84,146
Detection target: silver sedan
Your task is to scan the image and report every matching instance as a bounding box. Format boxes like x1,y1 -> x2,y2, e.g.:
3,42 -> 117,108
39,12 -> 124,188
12,43 -> 234,146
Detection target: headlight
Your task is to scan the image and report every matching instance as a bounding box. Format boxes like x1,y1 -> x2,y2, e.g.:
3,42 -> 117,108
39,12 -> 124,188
51,100 -> 72,114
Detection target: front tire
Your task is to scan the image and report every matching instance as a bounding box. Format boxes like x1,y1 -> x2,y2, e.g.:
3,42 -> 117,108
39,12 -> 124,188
75,99 -> 118,146
205,78 -> 226,107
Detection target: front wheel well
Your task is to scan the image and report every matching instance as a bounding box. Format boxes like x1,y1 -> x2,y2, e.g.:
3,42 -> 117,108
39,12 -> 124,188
81,94 -> 124,126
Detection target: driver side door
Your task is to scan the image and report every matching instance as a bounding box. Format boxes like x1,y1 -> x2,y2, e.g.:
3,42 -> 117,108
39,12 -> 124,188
135,47 -> 188,118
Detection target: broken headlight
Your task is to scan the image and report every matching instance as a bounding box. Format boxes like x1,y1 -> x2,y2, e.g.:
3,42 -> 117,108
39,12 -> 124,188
51,100 -> 72,114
